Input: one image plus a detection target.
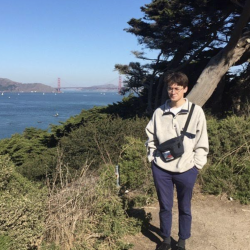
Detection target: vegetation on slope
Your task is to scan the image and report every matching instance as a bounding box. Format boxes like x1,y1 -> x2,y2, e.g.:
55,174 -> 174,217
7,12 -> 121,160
0,155 -> 47,250
0,95 -> 250,249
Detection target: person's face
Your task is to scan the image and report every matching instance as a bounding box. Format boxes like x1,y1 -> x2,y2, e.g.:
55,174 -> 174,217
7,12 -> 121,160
167,83 -> 188,102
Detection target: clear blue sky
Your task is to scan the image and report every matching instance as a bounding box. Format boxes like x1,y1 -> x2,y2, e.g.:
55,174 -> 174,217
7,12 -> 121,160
0,0 -> 153,88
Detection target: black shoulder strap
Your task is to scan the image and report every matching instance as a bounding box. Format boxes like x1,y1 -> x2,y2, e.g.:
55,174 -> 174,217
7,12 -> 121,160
182,103 -> 195,136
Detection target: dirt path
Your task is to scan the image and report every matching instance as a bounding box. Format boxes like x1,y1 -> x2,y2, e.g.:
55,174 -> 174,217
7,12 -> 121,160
125,186 -> 250,250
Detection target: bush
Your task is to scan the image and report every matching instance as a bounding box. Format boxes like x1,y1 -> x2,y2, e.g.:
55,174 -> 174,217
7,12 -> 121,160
0,155 -> 47,249
2,98 -> 250,250
207,115 -> 250,163
59,116 -> 149,171
0,105 -> 149,182
0,128 -> 58,181
0,235 -> 12,250
200,115 -> 250,204
118,137 -> 153,191
43,161 -> 146,250
50,106 -> 109,138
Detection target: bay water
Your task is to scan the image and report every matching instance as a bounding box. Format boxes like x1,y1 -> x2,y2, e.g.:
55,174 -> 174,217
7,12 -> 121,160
0,91 -> 124,139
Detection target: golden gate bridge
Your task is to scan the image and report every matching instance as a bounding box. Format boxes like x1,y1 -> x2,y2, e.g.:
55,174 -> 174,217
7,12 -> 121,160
55,76 -> 123,93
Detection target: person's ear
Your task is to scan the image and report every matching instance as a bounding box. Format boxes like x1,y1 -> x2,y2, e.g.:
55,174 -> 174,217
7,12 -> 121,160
183,87 -> 188,93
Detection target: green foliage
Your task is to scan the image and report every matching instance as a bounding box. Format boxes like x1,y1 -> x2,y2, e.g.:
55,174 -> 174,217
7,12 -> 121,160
119,137 -> 153,192
0,99 -> 148,182
40,243 -> 60,250
0,128 -> 58,180
114,63 -> 148,98
51,94 -> 147,139
207,115 -> 250,163
50,106 -> 109,138
0,155 -> 47,249
85,164 -> 147,250
43,163 -> 146,250
200,115 -> 250,204
59,116 -> 149,171
96,165 -> 143,230
222,65 -> 250,115
0,235 -> 12,250
1,91 -> 250,250
118,0 -> 250,113
201,160 -> 250,204
17,148 -> 57,180
117,137 -> 156,214
101,93 -> 148,119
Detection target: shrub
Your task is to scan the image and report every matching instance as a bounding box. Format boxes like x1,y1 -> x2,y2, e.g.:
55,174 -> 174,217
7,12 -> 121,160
43,161 -> 146,250
0,105 -> 149,182
118,137 -> 154,192
0,128 -> 58,181
207,115 -> 250,163
200,115 -> 250,204
59,116 -> 149,171
50,106 -> 109,138
0,235 -> 12,250
0,155 -> 47,249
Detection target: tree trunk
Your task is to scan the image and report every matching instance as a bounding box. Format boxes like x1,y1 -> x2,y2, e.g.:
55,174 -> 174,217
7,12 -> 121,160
187,0 -> 250,107
155,72 -> 169,109
146,79 -> 154,114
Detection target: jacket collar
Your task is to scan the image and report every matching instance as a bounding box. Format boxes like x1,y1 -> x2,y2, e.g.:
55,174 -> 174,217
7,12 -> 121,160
163,98 -> 190,115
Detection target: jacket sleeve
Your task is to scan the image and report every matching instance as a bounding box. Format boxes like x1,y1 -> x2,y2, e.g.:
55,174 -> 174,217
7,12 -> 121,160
194,109 -> 209,169
145,114 -> 158,163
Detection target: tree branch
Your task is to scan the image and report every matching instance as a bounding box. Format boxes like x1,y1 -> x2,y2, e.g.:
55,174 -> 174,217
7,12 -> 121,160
226,0 -> 250,52
131,50 -> 163,61
231,0 -> 245,8
187,31 -> 250,106
187,0 -> 250,106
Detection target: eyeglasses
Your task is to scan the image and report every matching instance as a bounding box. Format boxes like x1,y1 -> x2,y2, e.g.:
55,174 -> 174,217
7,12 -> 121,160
167,87 -> 184,93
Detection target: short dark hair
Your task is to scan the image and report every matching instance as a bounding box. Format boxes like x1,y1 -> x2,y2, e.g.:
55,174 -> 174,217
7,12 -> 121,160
163,72 -> 189,88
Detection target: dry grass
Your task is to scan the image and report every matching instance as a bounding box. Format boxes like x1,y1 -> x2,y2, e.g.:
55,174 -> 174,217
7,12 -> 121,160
43,149 -> 98,250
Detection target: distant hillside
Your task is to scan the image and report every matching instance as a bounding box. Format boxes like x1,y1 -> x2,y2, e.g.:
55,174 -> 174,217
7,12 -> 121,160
0,78 -> 56,93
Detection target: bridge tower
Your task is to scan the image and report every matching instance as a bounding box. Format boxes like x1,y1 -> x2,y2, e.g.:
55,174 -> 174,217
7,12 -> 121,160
57,78 -> 61,93
118,75 -> 122,93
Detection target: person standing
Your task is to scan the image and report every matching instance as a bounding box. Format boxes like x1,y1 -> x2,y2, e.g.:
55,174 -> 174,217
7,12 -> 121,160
145,72 -> 209,250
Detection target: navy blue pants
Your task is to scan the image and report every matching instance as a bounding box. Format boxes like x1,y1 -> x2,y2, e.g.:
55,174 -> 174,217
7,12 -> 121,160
152,162 -> 198,240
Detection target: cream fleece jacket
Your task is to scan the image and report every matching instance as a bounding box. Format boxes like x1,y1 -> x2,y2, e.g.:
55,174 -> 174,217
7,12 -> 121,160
145,99 -> 209,173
